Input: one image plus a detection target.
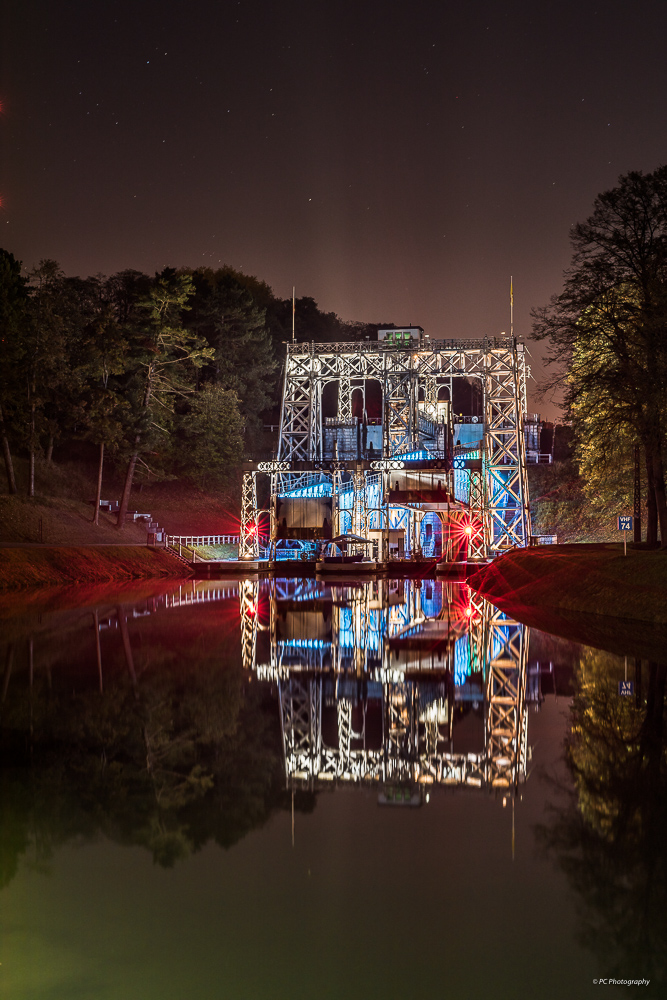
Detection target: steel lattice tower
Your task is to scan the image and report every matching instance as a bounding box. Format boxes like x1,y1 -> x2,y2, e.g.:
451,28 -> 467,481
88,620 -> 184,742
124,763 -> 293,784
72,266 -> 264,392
266,336 -> 531,556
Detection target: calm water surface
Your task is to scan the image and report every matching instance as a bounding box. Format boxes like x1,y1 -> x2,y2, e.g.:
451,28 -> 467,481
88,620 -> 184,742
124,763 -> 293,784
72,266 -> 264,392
1,577 -> 664,999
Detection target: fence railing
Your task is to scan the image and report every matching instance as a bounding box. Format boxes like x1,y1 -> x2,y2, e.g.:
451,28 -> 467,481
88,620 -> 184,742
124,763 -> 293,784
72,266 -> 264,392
530,534 -> 558,546
165,534 -> 273,562
168,534 -> 239,547
166,534 -> 240,560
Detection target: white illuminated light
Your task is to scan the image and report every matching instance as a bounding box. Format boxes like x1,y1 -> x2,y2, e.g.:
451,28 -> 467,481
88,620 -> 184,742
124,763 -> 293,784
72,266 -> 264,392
369,460 -> 405,471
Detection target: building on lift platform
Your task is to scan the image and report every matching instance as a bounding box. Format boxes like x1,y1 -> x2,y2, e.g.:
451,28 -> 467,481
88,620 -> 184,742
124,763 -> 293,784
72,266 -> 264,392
239,329 -> 532,565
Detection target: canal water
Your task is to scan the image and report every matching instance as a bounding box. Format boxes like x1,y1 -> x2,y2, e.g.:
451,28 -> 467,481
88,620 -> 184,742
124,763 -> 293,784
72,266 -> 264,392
0,577 -> 664,998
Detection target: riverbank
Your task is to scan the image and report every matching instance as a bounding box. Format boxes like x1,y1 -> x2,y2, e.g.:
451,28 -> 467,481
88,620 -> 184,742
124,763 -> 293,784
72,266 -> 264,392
469,545 -> 667,626
0,458 -> 238,545
0,546 -> 191,590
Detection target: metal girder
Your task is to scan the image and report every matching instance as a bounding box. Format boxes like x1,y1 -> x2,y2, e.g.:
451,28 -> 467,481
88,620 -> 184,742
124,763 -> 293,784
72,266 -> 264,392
384,353 -> 416,455
386,682 -> 417,764
239,579 -> 259,671
421,371 -> 439,422
239,472 -> 259,559
275,339 -> 531,553
485,609 -> 528,788
274,671 -> 529,790
337,699 -> 352,769
467,469 -> 486,560
352,470 -> 367,538
278,349 -> 320,465
258,577 -> 531,791
279,677 -> 322,781
338,376 -> 352,421
483,344 -> 531,554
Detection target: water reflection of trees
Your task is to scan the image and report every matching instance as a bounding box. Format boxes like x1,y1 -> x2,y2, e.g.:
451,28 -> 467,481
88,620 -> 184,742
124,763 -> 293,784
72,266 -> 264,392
0,613 -> 289,883
539,648 -> 667,983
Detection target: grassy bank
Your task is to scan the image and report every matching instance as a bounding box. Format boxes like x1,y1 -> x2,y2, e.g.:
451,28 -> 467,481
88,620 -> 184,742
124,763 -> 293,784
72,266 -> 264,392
0,546 -> 191,590
0,456 -> 239,545
469,545 -> 667,625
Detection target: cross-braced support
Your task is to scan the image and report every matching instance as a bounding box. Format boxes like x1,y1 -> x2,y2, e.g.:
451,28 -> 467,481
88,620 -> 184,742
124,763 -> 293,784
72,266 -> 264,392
384,353 -> 417,455
352,470 -> 366,538
275,338 -> 531,557
485,608 -> 527,788
338,376 -> 352,422
239,472 -> 258,559
262,575 -> 531,791
239,579 -> 259,671
279,677 -> 322,782
483,344 -> 531,553
467,469 -> 486,560
337,699 -> 352,770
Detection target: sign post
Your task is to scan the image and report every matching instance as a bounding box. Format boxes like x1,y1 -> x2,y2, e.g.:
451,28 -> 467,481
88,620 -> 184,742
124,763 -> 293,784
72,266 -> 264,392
619,656 -> 634,697
617,515 -> 633,555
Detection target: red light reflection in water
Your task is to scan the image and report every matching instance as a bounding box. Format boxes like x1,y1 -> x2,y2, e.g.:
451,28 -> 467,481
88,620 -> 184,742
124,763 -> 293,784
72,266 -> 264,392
451,583 -> 478,627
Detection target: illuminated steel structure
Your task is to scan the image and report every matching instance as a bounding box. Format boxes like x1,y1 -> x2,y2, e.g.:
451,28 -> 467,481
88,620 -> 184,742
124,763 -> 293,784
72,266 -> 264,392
239,335 -> 531,559
241,578 -> 530,793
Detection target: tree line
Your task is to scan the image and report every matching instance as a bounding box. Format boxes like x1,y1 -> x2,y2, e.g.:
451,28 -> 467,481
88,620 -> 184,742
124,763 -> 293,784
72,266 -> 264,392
0,252 -> 379,527
538,648 -> 667,980
0,615 -> 294,874
533,166 -> 667,547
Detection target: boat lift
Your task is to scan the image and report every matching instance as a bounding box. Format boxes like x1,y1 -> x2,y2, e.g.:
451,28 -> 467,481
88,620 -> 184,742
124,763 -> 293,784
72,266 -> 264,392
239,334 -> 531,564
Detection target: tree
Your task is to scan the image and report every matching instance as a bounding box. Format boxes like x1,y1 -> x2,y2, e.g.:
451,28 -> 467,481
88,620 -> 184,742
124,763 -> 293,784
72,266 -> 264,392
0,249 -> 28,493
178,385 -> 244,489
570,361 -> 653,538
538,648 -> 667,980
185,268 -> 278,440
70,279 -> 131,523
0,615 -> 288,875
532,168 -> 667,545
115,271 -> 213,529
23,261 -> 74,495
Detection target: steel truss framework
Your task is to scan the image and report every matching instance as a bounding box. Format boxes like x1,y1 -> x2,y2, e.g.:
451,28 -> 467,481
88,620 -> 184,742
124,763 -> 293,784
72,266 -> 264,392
239,579 -> 259,671
239,472 -> 259,559
272,338 -> 531,555
240,579 -> 529,791
467,469 -> 486,560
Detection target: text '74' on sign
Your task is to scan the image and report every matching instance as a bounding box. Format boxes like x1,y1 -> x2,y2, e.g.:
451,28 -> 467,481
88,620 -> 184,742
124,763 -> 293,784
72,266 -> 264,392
618,515 -> 633,531
619,680 -> 634,697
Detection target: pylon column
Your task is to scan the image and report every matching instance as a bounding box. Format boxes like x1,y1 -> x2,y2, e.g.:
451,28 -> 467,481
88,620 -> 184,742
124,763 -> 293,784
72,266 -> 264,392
239,472 -> 258,559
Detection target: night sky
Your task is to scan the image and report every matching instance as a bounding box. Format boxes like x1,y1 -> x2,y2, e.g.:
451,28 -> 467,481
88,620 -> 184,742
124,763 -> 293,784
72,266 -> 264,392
3,0 -> 667,416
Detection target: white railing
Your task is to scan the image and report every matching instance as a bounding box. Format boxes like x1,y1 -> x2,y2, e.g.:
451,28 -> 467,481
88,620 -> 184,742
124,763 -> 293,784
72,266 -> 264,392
164,585 -> 238,606
530,534 -> 558,545
166,534 -> 273,562
166,535 -> 240,561
167,534 -> 239,547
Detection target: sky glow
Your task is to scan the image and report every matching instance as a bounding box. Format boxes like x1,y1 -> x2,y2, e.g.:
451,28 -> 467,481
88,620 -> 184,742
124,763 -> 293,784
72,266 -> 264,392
2,1 -> 667,417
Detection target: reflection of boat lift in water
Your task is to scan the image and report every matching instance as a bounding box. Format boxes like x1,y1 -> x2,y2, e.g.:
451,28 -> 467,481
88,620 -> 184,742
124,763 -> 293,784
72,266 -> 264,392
241,576 -> 531,797
378,784 -> 423,807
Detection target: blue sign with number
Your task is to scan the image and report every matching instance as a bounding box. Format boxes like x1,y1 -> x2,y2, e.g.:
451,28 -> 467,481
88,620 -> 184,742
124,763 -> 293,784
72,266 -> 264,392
618,515 -> 633,531
619,680 -> 634,697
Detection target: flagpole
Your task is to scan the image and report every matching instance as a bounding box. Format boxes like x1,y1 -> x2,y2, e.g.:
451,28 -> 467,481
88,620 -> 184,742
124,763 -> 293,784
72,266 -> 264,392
292,286 -> 295,343
510,276 -> 514,339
